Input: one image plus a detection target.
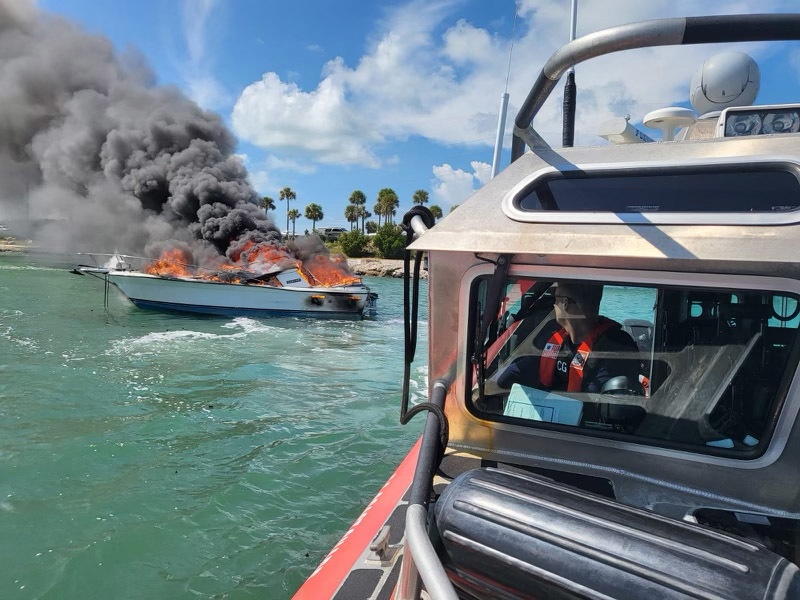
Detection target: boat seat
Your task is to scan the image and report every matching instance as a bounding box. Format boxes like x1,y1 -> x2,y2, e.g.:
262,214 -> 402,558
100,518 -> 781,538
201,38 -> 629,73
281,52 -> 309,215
434,467 -> 800,600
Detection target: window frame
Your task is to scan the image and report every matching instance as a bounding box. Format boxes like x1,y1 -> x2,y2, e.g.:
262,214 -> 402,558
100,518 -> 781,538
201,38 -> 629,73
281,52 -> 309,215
501,157 -> 800,226
462,265 -> 800,463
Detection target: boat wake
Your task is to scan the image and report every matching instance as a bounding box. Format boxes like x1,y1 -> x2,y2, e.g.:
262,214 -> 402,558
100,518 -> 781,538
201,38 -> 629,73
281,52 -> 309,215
106,329 -> 246,355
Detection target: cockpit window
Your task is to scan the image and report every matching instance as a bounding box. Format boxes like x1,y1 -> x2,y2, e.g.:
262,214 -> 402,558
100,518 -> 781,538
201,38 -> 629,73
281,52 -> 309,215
513,166 -> 800,213
469,276 -> 800,457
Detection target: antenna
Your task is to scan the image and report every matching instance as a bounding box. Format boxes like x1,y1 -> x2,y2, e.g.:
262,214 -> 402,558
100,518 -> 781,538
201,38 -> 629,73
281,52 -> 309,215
491,3 -> 517,178
643,107 -> 697,141
562,0 -> 578,147
597,115 -> 654,144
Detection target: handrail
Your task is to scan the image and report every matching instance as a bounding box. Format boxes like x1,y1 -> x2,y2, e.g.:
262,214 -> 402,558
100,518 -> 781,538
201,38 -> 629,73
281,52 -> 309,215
398,380 -> 457,599
405,505 -> 458,600
511,13 -> 800,161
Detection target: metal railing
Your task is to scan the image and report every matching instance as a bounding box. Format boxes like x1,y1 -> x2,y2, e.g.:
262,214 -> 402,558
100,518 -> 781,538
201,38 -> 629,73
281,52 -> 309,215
511,14 -> 800,161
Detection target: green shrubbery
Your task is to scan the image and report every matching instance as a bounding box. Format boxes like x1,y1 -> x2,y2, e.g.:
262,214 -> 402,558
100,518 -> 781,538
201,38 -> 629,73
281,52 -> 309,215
338,230 -> 369,257
335,225 -> 408,259
373,224 -> 406,259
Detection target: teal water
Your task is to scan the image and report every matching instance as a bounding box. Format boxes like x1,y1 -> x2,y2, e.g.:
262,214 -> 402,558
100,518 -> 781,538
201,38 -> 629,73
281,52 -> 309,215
0,253 -> 426,599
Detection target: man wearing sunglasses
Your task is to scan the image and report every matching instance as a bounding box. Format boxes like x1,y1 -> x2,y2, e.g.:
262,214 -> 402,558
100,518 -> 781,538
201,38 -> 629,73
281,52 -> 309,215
498,282 -> 640,394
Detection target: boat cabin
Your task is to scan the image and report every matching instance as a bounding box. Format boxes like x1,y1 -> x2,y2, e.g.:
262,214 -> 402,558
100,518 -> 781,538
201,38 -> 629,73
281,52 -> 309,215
292,14 -> 800,600
402,14 -> 800,600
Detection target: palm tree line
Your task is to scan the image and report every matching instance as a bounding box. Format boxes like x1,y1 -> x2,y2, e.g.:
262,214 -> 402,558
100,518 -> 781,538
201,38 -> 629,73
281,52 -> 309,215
260,187 -> 444,237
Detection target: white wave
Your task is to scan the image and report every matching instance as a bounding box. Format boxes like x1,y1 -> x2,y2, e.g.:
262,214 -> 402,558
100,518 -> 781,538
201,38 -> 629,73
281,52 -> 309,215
106,329 -> 231,355
106,317 -> 289,356
0,264 -> 61,272
0,325 -> 39,350
220,317 -> 275,334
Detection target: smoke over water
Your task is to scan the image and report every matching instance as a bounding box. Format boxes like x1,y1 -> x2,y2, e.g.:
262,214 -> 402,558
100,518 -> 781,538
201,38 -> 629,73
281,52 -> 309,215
0,1 -> 341,279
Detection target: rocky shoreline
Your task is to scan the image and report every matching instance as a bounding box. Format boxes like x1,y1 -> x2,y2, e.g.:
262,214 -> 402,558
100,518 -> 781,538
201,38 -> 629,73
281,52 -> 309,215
346,257 -> 426,279
0,239 -> 29,253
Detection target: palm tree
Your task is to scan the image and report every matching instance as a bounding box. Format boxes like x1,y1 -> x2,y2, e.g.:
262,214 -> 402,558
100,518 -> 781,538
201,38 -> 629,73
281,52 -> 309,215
348,190 -> 367,232
344,204 -> 359,230
450,204 -> 460,213
279,187 -> 296,236
429,204 -> 443,220
376,188 -> 399,225
261,196 -> 275,216
412,189 -> 429,205
358,207 -> 371,233
373,200 -> 384,228
304,203 -> 324,231
349,190 -> 366,208
287,208 -> 301,237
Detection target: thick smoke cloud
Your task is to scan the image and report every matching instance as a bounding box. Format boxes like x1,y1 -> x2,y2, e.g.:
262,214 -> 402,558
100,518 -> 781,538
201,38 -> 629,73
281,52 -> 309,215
0,0 -> 286,267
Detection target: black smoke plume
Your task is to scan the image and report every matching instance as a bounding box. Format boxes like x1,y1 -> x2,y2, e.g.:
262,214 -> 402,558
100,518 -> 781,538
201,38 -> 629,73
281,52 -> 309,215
0,0 -> 304,271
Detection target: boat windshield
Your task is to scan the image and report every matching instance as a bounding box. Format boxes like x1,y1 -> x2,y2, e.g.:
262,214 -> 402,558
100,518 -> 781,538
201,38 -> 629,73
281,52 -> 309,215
470,276 -> 800,456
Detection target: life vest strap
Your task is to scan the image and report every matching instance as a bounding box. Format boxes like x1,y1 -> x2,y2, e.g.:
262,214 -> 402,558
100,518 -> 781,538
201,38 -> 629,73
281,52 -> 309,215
539,318 -> 620,392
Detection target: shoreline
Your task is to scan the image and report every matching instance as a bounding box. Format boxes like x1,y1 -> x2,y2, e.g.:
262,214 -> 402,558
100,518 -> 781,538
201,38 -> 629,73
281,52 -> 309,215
0,239 -> 30,253
0,241 -> 423,279
346,257 -> 426,279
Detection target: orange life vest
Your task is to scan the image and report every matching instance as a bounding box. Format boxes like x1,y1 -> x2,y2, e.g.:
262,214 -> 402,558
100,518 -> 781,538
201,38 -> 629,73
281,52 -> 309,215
539,317 -> 619,392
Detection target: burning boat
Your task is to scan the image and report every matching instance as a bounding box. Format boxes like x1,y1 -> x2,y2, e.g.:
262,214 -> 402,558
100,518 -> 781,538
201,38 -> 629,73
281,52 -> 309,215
75,248 -> 377,319
293,13 -> 800,600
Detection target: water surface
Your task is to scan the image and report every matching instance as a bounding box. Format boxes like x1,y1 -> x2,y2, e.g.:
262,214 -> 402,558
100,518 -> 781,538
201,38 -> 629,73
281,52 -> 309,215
0,253 -> 426,599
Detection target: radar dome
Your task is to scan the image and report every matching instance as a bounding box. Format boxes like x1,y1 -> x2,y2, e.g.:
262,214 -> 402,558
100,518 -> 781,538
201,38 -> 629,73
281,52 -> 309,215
689,51 -> 760,116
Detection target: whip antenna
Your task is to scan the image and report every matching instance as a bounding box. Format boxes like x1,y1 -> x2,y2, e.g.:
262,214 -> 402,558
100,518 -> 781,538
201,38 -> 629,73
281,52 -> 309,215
491,3 -> 517,178
562,0 -> 578,147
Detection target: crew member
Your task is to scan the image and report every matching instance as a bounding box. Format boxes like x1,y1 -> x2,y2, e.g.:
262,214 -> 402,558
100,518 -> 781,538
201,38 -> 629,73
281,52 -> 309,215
497,282 -> 640,393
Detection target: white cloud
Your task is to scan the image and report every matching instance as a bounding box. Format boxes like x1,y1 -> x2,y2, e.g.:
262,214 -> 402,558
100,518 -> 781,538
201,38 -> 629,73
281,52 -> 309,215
232,72 -> 382,167
472,160 -> 492,186
232,0 -> 795,166
242,154 -> 318,196
186,73 -> 232,111
180,0 -> 231,109
247,169 -> 273,194
264,154 -> 317,174
432,161 -> 490,207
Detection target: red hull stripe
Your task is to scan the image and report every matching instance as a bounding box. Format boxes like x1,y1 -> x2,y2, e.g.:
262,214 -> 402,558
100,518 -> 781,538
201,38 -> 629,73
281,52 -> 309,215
292,437 -> 422,600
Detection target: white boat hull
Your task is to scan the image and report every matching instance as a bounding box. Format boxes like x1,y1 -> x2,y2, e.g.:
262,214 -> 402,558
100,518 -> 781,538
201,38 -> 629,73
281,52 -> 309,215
102,271 -> 375,318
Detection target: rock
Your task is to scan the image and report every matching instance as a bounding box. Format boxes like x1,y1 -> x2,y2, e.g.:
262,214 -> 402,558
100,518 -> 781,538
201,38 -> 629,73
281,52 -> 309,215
347,258 -> 428,279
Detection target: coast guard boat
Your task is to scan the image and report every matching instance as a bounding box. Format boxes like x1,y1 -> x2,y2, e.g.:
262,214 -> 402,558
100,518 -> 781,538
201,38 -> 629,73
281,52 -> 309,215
74,252 -> 377,319
294,13 -> 800,600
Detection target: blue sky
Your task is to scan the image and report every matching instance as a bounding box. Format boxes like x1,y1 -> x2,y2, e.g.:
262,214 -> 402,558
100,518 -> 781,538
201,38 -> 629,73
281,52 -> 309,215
36,0 -> 800,231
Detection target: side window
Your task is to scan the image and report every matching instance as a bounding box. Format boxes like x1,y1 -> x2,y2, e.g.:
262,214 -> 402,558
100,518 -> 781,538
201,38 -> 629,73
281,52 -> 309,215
469,277 -> 800,457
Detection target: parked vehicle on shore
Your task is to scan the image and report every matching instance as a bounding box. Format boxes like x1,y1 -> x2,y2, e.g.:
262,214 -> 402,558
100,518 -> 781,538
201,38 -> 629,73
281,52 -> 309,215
317,227 -> 347,241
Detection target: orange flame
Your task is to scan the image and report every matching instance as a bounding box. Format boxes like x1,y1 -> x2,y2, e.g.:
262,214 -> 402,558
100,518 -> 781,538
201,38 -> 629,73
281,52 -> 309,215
144,248 -> 194,277
298,254 -> 361,287
143,243 -> 360,288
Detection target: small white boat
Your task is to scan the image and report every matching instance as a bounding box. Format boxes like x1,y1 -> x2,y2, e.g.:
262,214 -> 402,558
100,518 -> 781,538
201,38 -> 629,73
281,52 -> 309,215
75,254 -> 377,319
